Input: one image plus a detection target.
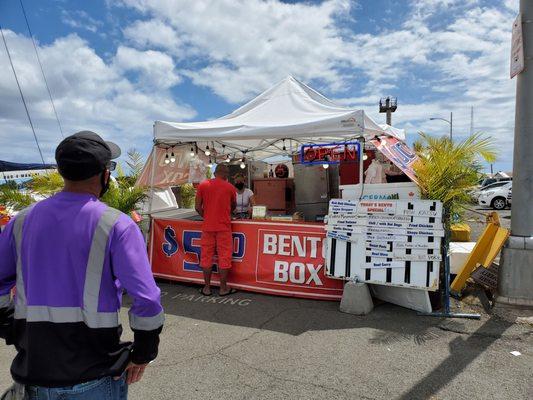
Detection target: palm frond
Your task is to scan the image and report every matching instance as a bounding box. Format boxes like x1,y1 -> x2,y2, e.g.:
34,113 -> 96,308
0,186 -> 34,211
125,148 -> 145,178
101,183 -> 148,214
27,172 -> 63,197
180,183 -> 196,208
414,132 -> 497,225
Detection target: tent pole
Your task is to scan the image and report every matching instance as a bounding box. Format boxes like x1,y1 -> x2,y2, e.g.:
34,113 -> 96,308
147,130 -> 158,266
359,138 -> 364,190
147,146 -> 157,215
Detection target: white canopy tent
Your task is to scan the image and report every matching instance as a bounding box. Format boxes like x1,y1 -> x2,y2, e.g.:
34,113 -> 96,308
153,76 -> 404,160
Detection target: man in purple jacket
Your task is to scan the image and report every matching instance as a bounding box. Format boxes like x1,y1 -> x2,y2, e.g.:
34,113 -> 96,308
0,131 -> 164,399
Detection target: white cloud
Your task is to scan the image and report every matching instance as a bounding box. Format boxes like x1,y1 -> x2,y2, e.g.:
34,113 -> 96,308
60,10 -> 102,33
0,31 -> 195,163
504,0 -> 519,11
115,0 -> 517,168
2,0 -> 520,170
121,0 -> 353,102
114,46 -> 181,89
335,2 -> 516,168
123,19 -> 183,55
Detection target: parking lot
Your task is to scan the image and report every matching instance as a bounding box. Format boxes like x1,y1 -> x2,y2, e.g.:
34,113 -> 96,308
0,200 -> 520,400
1,275 -> 531,400
464,206 -> 511,241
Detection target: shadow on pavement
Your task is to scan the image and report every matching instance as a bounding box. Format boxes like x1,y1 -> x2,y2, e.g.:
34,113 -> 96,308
140,280 -> 467,342
396,316 -> 512,400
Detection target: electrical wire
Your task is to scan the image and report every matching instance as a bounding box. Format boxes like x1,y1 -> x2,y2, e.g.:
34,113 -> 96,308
1,24 -> 46,165
19,0 -> 64,138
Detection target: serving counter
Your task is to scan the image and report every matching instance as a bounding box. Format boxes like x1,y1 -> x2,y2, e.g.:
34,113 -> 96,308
150,217 -> 344,300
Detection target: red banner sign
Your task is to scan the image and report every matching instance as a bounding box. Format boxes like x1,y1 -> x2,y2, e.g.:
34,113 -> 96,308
151,219 -> 344,300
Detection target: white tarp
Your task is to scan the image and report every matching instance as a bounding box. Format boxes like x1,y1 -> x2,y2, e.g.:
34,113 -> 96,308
139,187 -> 178,215
153,76 -> 405,160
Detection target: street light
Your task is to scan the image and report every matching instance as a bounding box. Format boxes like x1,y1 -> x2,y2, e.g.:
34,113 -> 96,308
429,112 -> 453,140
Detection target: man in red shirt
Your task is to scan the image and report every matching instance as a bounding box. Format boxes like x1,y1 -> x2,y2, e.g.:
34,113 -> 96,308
195,164 -> 237,296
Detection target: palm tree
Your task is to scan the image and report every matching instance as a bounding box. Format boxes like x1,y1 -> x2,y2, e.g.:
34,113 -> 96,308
101,160 -> 148,214
179,183 -> 196,208
125,148 -> 145,179
0,181 -> 34,211
27,172 -> 63,197
413,132 -> 496,226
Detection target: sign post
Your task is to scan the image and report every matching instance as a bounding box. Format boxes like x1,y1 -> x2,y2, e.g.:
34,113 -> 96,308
511,13 -> 525,79
498,2 -> 533,308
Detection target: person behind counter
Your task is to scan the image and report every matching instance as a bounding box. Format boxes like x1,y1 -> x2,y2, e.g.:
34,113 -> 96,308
233,174 -> 256,219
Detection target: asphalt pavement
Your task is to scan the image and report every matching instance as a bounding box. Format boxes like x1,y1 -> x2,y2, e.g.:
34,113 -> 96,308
1,280 -> 531,400
463,205 -> 511,241
0,206 -> 525,400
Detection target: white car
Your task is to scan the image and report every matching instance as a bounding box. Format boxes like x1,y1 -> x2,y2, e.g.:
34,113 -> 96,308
478,182 -> 512,210
471,180 -> 513,200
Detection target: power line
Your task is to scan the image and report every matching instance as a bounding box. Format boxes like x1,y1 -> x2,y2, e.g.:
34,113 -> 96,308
19,0 -> 64,138
1,24 -> 46,166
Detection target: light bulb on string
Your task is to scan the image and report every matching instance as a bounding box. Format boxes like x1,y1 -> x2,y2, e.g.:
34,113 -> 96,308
363,153 -> 368,161
164,152 -> 170,165
190,146 -> 195,157
282,139 -> 286,151
322,155 -> 330,169
225,154 -> 231,163
240,150 -> 248,169
205,145 -> 211,156
170,148 -> 175,163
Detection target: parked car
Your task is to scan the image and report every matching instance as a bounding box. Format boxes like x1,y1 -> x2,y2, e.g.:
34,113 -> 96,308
478,182 -> 512,210
478,176 -> 512,188
471,180 -> 513,201
507,187 -> 512,207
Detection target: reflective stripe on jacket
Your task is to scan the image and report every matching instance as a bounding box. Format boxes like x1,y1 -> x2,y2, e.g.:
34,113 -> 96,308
0,192 -> 164,387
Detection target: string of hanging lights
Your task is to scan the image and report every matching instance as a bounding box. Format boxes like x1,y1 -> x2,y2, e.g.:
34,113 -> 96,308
162,137 -> 366,170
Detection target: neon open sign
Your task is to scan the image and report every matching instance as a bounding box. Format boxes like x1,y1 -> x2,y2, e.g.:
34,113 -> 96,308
300,141 -> 361,164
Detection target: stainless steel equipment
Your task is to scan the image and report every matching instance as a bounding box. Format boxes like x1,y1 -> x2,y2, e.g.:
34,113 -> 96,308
293,163 -> 339,221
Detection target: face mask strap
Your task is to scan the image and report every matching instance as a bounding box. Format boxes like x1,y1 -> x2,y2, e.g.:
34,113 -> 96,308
99,170 -> 110,197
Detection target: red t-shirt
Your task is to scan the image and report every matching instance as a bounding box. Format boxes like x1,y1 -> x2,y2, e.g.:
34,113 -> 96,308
197,177 -> 237,231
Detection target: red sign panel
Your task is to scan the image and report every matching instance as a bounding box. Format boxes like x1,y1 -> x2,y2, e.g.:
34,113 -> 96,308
151,219 -> 344,300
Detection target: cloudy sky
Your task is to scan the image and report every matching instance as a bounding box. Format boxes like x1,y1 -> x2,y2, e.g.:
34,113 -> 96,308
0,0 -> 519,172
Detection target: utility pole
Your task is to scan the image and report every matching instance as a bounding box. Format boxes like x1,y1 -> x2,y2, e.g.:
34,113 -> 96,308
498,1 -> 533,308
379,97 -> 397,125
428,114 -> 453,140
449,112 -> 453,141
470,106 -> 474,135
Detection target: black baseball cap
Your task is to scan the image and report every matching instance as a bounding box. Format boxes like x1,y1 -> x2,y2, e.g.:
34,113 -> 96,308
55,131 -> 121,181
